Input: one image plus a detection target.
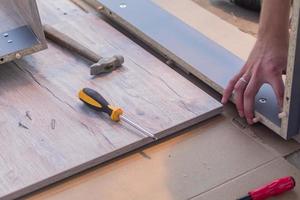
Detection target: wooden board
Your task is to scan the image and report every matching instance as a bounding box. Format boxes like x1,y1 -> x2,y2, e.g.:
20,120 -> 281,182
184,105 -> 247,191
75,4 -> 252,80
282,0 -> 300,138
0,0 -> 222,199
94,0 -> 283,137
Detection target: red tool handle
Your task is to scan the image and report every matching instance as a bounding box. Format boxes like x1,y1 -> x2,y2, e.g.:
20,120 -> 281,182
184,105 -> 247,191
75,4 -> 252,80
249,176 -> 295,200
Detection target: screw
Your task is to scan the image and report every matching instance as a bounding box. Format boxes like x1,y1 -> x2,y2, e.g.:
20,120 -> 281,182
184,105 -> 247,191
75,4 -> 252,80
120,3 -> 127,8
7,40 -> 13,43
15,53 -> 22,59
258,98 -> 267,104
97,6 -> 104,11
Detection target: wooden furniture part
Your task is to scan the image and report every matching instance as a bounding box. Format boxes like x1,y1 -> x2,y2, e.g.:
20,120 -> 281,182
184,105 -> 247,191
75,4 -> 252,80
23,1 -> 300,199
94,0 -> 297,139
0,0 -> 222,199
0,0 -> 47,64
282,0 -> 300,139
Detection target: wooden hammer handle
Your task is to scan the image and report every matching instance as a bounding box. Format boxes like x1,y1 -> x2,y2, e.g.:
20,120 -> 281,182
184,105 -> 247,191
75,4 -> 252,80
43,24 -> 101,63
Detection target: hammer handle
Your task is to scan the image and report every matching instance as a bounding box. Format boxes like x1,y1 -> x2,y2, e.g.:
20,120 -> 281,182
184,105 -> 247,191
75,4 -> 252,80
43,24 -> 101,63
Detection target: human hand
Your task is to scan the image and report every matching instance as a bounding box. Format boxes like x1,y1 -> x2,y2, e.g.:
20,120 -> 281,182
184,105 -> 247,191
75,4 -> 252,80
221,38 -> 288,124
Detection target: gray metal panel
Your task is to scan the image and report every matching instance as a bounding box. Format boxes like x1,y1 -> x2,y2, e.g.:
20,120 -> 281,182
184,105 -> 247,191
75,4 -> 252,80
97,1 -> 281,129
0,25 -> 40,58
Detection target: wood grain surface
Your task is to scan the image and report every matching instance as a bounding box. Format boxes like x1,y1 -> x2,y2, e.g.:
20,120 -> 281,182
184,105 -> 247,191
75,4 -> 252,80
0,0 -> 222,199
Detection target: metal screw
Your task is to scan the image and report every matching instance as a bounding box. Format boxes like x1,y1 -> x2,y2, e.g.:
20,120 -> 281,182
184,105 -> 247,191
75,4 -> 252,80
97,6 -> 104,11
3,33 -> 8,37
15,53 -> 22,59
258,98 -> 267,104
120,3 -> 127,8
7,40 -> 13,43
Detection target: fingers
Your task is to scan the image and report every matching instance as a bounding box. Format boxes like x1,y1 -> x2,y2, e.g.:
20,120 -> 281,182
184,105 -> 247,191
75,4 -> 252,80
222,75 -> 240,104
222,70 -> 245,104
233,74 -> 251,117
243,78 -> 263,124
269,77 -> 285,109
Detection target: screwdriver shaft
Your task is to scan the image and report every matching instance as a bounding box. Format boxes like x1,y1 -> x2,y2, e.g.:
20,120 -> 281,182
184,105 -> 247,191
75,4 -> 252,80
120,116 -> 157,140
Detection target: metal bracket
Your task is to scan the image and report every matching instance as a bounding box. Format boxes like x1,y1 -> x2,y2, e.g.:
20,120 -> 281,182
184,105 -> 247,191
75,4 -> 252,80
0,25 -> 40,61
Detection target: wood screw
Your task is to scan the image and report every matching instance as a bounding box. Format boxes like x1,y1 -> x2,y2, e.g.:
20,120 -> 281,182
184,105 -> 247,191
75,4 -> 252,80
15,53 -> 22,59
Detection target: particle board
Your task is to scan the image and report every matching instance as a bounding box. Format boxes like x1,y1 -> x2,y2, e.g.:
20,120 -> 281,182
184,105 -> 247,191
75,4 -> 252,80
0,0 -> 222,199
193,158 -> 300,200
26,114 -> 277,200
95,0 -> 283,137
282,0 -> 300,138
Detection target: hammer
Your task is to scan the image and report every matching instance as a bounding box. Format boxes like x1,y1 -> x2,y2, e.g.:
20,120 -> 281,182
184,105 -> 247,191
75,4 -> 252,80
43,24 -> 124,75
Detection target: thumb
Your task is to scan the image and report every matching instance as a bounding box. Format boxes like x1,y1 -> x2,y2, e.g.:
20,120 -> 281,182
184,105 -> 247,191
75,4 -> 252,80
269,77 -> 285,109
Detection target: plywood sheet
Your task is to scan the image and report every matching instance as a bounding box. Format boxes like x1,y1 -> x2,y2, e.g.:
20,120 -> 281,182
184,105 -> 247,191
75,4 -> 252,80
0,0 -> 222,199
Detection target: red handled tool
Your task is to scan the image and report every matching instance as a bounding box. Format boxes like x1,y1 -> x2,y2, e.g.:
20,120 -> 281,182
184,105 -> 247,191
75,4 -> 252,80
237,176 -> 296,200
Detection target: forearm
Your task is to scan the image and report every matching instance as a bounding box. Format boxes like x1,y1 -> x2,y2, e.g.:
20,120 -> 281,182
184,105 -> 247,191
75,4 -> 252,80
258,0 -> 291,43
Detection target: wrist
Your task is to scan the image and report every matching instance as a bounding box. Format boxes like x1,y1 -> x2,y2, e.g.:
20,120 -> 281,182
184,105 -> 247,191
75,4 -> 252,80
256,31 -> 289,49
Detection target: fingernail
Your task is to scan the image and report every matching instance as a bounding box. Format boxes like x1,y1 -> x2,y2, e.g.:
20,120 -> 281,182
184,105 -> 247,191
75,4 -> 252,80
278,112 -> 286,119
221,98 -> 225,104
253,117 -> 260,123
240,112 -> 244,118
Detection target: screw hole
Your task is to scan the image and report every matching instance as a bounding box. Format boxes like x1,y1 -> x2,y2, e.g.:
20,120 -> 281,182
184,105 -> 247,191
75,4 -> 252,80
0,58 -> 4,62
258,98 -> 267,104
120,3 -> 127,8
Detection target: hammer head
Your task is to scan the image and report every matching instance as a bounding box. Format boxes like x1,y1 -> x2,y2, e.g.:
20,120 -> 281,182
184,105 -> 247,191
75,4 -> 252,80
90,55 -> 124,75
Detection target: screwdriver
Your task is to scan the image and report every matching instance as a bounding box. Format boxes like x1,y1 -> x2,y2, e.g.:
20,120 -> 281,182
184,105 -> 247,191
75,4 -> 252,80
78,88 -> 157,140
237,176 -> 296,200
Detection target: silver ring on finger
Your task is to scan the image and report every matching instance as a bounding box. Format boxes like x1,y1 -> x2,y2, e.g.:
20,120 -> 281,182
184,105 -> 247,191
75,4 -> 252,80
239,77 -> 248,84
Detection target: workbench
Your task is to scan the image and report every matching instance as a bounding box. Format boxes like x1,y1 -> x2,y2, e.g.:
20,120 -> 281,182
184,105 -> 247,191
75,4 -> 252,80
3,0 -> 300,199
